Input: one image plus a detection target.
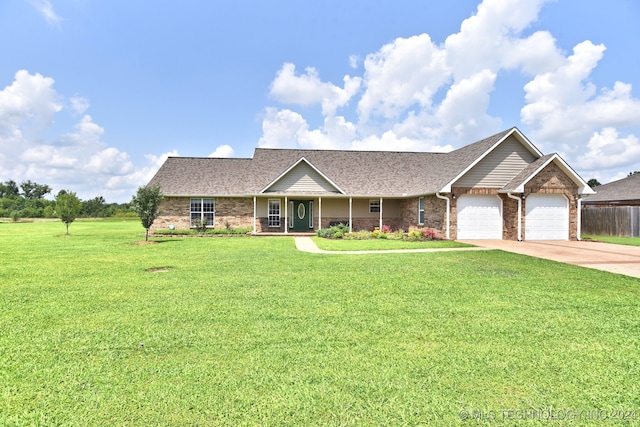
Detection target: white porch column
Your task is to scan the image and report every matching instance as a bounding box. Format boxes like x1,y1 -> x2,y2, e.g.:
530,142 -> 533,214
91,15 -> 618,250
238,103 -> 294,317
349,197 -> 353,233
318,197 -> 322,230
253,196 -> 257,234
379,197 -> 383,230
284,196 -> 288,234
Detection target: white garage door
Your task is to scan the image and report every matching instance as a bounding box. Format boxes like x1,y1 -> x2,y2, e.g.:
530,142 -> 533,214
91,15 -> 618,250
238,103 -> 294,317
525,194 -> 568,240
457,195 -> 502,239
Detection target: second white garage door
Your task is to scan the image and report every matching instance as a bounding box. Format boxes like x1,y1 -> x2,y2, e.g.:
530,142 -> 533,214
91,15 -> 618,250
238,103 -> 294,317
525,194 -> 568,240
457,195 -> 502,239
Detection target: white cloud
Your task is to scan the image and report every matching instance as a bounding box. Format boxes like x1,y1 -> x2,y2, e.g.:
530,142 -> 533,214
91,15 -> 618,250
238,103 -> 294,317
358,34 -> 450,122
269,63 -> 361,116
578,128 -> 640,170
260,0 -> 640,185
209,145 -> 234,158
0,70 -> 174,202
30,0 -> 61,27
69,95 -> 90,116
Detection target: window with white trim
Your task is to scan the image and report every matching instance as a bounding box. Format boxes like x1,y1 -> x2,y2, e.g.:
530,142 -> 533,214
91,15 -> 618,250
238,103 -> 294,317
268,199 -> 281,227
190,198 -> 215,227
369,199 -> 381,213
418,197 -> 425,225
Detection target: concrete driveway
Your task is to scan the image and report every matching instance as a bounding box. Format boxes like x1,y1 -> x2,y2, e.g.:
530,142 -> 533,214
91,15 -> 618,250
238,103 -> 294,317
462,240 -> 640,279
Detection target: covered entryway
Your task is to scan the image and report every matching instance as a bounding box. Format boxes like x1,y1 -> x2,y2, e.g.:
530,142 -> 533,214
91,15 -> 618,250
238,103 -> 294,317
525,194 -> 568,240
457,195 -> 502,239
289,200 -> 314,231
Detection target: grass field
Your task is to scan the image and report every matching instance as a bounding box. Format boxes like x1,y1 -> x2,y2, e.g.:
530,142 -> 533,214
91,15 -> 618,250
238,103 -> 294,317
1,221 -> 639,425
311,236 -> 473,251
582,234 -> 640,247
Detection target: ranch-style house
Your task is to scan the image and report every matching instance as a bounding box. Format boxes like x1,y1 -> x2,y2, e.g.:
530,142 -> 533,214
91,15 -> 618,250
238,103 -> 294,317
147,127 -> 595,240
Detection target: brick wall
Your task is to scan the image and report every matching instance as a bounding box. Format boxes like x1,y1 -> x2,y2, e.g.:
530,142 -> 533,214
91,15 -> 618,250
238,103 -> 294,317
398,196 -> 448,239
524,162 -> 579,240
151,197 -> 254,232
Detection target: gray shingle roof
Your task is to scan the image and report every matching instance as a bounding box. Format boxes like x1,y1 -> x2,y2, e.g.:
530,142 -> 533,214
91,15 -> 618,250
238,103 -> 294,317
501,153 -> 555,192
583,173 -> 640,202
147,127 -> 549,197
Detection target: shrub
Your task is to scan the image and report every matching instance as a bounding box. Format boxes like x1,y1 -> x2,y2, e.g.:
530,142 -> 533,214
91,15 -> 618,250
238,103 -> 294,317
423,228 -> 437,240
192,218 -> 208,233
317,223 -> 349,239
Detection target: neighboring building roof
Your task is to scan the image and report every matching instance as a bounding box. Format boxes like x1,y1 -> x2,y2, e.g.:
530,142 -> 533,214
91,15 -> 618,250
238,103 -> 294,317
583,173 -> 640,204
147,127 -> 593,198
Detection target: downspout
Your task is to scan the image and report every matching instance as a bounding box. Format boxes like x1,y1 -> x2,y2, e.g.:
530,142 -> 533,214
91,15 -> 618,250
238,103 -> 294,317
379,197 -> 383,230
577,196 -> 582,241
349,197 -> 353,233
435,192 -> 450,240
507,192 -> 522,241
253,196 -> 257,234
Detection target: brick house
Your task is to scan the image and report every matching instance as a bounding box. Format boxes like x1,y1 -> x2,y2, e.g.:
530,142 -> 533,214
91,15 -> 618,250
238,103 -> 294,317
147,127 -> 594,240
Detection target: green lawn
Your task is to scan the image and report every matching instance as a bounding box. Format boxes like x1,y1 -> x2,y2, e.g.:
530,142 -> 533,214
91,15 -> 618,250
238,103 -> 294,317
311,236 -> 473,251
2,221 -> 639,426
582,234 -> 640,247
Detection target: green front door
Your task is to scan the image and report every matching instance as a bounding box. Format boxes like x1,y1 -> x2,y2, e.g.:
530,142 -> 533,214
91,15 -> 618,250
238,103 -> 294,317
291,200 -> 313,231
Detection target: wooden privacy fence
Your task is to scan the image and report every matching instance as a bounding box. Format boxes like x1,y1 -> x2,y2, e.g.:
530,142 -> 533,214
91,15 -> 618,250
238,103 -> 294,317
581,206 -> 640,237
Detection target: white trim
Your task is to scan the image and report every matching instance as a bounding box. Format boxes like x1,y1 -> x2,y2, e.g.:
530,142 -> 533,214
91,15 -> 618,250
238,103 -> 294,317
309,201 -> 314,229
318,197 -> 322,230
440,128 -> 543,193
379,197 -> 383,230
259,157 -> 346,194
418,196 -> 425,225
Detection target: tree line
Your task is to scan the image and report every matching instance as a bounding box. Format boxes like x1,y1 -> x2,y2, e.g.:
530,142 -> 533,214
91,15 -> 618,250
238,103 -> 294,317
0,179 -> 135,220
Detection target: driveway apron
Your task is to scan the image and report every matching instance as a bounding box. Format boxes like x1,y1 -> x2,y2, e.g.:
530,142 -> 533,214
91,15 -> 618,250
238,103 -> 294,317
461,240 -> 640,279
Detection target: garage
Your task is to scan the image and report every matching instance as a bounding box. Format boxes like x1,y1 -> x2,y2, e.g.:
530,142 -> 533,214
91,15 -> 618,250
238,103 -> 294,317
457,195 -> 502,239
525,194 -> 568,240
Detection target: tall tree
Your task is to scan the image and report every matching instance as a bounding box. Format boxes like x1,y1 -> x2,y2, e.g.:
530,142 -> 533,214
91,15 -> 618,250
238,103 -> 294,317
0,180 -> 20,198
131,185 -> 163,241
55,191 -> 82,235
20,180 -> 52,199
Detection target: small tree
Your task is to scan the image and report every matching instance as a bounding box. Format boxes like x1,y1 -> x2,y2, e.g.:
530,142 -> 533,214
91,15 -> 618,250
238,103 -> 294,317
55,191 -> 82,235
587,178 -> 601,188
131,184 -> 163,241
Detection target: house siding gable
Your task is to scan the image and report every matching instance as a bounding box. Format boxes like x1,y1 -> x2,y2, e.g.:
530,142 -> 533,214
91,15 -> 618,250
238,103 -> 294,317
265,162 -> 340,193
453,135 -> 537,188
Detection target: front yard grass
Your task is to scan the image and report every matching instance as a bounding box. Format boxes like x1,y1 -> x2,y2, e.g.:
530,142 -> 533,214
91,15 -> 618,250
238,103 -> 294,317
312,235 -> 473,251
582,234 -> 640,246
2,221 -> 639,425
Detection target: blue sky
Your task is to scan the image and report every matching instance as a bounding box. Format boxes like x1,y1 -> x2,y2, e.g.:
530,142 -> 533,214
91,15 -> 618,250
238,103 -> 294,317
1,0 -> 639,202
